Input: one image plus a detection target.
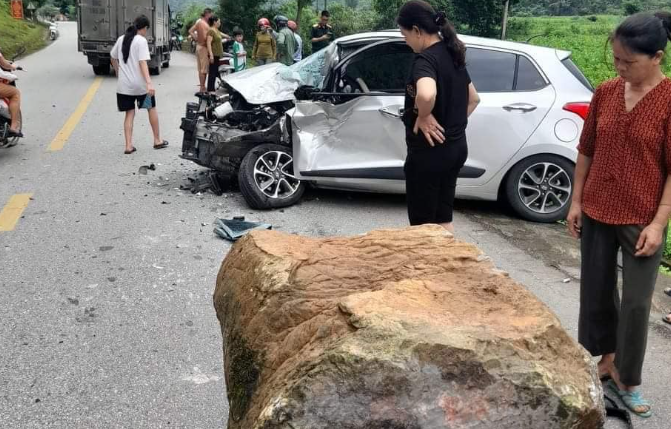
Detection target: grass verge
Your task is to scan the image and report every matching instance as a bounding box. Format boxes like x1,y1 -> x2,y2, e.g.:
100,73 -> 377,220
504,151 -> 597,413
0,2 -> 47,59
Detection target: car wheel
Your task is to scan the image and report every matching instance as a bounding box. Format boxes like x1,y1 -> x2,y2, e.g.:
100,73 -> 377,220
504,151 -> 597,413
92,64 -> 110,76
238,144 -> 305,210
150,66 -> 161,76
505,155 -> 574,223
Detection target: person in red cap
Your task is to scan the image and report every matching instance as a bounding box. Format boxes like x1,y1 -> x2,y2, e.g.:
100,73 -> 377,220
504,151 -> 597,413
288,20 -> 302,63
253,18 -> 276,66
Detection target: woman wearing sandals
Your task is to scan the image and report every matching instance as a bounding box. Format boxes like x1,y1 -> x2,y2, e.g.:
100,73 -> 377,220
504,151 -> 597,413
110,15 -> 169,154
567,12 -> 671,418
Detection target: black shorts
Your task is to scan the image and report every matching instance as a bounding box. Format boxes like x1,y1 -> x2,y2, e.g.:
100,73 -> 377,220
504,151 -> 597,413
116,93 -> 156,112
404,139 -> 468,226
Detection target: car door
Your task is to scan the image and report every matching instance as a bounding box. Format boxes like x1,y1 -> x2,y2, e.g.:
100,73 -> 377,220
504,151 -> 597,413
463,47 -> 556,187
292,40 -> 412,185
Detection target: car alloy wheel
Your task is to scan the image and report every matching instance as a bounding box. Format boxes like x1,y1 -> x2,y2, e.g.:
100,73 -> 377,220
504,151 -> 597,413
253,151 -> 301,199
517,161 -> 571,215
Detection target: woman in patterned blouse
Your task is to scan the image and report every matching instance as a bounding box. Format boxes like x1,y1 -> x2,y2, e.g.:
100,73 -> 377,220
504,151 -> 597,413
567,12 -> 671,418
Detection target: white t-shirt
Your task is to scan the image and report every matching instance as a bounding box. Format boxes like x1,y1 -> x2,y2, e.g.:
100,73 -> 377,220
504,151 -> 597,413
110,34 -> 151,96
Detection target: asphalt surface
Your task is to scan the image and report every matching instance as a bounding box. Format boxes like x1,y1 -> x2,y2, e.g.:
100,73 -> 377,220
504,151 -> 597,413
1,23 -> 670,429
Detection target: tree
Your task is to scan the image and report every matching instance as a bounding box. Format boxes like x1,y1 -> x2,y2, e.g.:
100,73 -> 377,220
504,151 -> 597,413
219,0 -> 267,40
345,0 -> 360,8
38,3 -> 61,19
297,0 -> 312,27
623,1 -> 641,15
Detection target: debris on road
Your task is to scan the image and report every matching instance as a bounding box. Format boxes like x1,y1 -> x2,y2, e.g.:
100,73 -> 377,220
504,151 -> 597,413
181,171 -> 232,196
213,217 -> 272,241
138,164 -> 157,175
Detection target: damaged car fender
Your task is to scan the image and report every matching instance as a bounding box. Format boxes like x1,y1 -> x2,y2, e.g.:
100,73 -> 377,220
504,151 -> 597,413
290,95 -> 407,193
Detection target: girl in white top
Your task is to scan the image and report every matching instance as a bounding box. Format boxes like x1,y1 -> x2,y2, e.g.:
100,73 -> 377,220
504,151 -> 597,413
110,15 -> 168,154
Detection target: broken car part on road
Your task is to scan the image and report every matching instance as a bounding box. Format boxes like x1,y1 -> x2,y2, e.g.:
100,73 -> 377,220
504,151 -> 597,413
213,217 -> 272,241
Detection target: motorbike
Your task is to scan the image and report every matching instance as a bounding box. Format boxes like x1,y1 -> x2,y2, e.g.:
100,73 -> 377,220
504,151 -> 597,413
0,49 -> 24,148
49,22 -> 59,41
217,39 -> 235,90
170,30 -> 183,51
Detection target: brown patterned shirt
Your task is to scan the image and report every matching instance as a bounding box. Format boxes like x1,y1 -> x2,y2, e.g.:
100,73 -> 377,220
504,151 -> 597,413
578,77 -> 671,225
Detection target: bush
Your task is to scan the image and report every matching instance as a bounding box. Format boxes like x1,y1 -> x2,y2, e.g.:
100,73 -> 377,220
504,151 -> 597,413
623,1 -> 641,15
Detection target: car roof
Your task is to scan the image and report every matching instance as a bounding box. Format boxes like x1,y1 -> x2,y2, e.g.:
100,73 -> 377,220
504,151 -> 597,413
335,31 -> 571,60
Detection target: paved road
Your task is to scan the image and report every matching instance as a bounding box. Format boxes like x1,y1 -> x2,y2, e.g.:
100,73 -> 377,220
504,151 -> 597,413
1,23 -> 670,428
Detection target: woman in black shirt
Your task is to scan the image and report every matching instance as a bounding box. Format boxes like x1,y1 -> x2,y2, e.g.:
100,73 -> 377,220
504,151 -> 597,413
397,1 -> 480,233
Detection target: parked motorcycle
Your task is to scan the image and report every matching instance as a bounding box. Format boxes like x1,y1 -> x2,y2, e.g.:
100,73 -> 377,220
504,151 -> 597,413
170,30 -> 183,51
0,49 -> 24,148
49,22 -> 59,41
217,39 -> 235,90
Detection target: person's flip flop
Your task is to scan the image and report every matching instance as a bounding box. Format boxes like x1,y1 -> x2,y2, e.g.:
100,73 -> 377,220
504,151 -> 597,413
663,313 -> 671,325
7,129 -> 23,138
607,380 -> 652,418
153,141 -> 169,150
124,147 -> 137,155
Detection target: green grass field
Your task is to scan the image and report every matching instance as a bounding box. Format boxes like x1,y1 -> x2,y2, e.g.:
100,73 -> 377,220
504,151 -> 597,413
507,15 -> 671,86
0,2 -> 47,59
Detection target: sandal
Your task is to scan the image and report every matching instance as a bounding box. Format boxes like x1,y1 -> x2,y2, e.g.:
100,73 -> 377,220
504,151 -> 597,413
7,129 -> 23,138
663,313 -> 671,325
607,380 -> 652,418
153,140 -> 169,150
124,147 -> 137,155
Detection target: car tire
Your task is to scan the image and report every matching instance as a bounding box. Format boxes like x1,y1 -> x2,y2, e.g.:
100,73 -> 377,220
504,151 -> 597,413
92,64 -> 110,76
150,66 -> 161,76
505,154 -> 574,223
238,144 -> 305,210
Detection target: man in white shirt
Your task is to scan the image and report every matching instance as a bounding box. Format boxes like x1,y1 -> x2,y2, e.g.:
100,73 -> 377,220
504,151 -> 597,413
110,15 -> 168,154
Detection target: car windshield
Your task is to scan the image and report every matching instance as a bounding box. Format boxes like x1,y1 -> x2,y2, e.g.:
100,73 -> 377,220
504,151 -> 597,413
277,43 -> 338,90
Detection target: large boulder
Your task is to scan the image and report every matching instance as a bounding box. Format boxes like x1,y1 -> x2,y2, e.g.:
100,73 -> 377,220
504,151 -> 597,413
214,226 -> 605,429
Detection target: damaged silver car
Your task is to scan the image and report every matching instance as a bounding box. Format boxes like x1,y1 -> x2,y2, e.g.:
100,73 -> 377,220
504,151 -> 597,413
180,31 -> 593,222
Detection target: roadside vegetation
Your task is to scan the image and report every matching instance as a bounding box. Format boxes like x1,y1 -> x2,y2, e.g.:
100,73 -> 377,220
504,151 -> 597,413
507,15 -> 671,86
0,2 -> 47,59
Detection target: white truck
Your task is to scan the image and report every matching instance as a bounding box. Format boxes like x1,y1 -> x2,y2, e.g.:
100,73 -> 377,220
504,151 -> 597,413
77,0 -> 171,76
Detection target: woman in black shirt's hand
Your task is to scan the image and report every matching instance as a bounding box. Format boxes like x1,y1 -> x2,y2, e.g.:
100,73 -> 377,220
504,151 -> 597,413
397,1 -> 480,233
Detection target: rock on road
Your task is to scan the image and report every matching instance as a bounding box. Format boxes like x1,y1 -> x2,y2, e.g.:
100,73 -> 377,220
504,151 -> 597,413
1,23 -> 670,429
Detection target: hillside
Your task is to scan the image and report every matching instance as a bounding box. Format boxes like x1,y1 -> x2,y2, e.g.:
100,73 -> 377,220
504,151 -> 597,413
0,1 -> 46,59
513,0 -> 671,16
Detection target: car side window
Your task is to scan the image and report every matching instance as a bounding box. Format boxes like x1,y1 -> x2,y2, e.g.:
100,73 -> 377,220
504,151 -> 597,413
338,43 -> 414,93
466,48 -> 516,92
516,56 -> 546,91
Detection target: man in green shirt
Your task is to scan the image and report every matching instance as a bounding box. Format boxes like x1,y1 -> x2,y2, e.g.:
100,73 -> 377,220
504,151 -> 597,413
275,15 -> 296,66
311,10 -> 333,53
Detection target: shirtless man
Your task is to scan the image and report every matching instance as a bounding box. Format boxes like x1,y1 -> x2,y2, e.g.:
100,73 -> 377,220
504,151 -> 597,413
189,8 -> 213,94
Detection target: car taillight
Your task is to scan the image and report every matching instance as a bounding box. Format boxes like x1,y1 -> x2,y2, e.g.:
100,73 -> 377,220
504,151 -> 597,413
563,102 -> 590,120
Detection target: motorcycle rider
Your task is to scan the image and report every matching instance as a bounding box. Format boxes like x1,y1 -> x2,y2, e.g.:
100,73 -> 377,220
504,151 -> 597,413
253,18 -> 276,65
0,47 -> 21,137
288,20 -> 302,63
275,15 -> 296,66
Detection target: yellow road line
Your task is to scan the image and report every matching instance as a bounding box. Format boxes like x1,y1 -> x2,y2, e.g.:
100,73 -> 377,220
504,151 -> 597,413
48,77 -> 103,152
0,194 -> 33,232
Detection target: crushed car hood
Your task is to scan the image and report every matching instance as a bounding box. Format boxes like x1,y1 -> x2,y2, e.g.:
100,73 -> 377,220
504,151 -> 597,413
223,44 -> 337,105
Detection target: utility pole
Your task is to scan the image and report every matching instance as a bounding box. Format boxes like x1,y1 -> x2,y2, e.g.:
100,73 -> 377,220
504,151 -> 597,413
501,0 -> 510,40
